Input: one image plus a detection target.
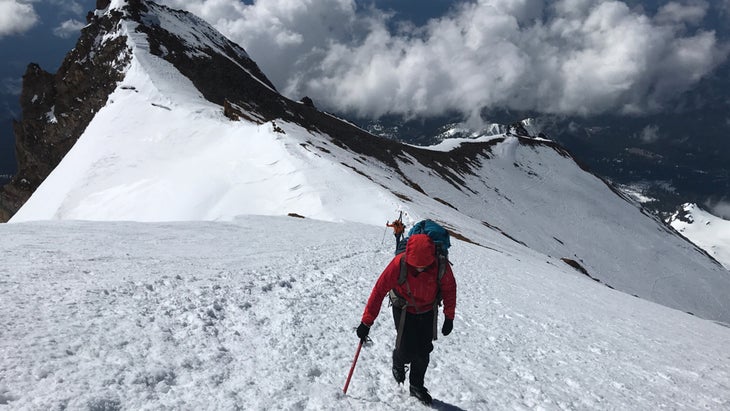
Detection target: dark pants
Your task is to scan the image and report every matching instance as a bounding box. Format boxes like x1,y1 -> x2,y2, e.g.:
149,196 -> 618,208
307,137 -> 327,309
392,306 -> 434,387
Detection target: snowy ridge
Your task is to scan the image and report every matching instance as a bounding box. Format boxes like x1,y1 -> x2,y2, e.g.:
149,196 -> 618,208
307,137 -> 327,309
1,217 -> 729,409
669,203 -> 730,270
431,118 -> 548,148
101,0 -> 248,61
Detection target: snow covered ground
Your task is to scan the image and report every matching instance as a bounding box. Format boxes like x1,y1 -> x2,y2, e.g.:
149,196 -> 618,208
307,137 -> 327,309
3,4 -> 730,407
2,216 -> 729,410
669,203 -> 730,270
8,0 -> 730,328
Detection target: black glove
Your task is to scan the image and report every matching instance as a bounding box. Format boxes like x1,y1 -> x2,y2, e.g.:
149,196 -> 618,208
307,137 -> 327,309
442,318 -> 453,336
356,322 -> 370,341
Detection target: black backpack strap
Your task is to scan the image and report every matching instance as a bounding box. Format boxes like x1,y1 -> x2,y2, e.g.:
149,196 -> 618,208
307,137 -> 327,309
437,254 -> 447,281
398,254 -> 408,284
395,295 -> 408,350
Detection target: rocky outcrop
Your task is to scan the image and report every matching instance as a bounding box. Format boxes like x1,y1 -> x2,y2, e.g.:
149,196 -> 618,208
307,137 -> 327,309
669,203 -> 695,225
0,5 -> 130,221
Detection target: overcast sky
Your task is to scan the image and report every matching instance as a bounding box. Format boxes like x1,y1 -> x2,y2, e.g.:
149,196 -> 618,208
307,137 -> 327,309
1,0 -> 729,124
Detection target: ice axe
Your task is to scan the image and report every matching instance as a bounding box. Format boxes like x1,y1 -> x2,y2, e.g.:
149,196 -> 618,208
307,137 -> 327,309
342,339 -> 364,394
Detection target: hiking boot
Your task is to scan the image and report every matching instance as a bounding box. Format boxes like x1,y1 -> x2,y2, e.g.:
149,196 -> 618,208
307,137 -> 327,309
409,384 -> 432,405
392,362 -> 406,383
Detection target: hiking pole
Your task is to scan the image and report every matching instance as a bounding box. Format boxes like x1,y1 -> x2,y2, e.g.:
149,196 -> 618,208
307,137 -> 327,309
343,339 -> 364,394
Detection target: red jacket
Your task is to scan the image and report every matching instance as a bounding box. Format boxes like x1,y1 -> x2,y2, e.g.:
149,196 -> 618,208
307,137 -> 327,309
362,234 -> 457,326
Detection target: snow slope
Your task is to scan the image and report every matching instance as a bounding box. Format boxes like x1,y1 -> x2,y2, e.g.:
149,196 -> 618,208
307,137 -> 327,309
1,217 -> 729,410
7,0 -> 730,326
669,203 -> 730,270
9,2 -> 398,225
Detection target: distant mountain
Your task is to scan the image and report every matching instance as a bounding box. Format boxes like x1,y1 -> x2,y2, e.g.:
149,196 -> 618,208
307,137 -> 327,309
362,116 -> 547,146
3,0 -> 730,324
527,86 -> 730,219
668,203 -> 730,270
356,59 -> 730,220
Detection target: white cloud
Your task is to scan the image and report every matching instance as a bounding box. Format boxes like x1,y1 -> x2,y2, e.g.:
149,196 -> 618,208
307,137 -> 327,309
51,0 -> 84,16
53,18 -> 85,38
0,0 -> 39,37
638,124 -> 660,143
655,1 -> 709,26
157,0 -> 729,120
1,77 -> 22,95
706,199 -> 730,220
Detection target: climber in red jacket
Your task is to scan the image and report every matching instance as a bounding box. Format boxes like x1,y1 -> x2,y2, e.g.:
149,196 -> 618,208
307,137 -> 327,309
356,234 -> 457,405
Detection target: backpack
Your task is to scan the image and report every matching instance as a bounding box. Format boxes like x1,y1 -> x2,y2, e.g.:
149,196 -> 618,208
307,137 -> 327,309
394,219 -> 451,284
395,219 -> 451,257
390,219 -> 452,345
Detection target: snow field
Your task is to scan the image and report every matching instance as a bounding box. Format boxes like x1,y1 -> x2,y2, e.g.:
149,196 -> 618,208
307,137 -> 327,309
1,216 -> 729,410
670,203 -> 730,270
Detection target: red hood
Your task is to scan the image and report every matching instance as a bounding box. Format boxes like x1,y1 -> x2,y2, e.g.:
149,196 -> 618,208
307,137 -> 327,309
405,234 -> 435,268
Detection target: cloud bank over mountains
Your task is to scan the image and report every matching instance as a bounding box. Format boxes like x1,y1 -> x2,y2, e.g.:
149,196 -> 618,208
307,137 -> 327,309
2,0 -> 728,121
157,0 -> 729,121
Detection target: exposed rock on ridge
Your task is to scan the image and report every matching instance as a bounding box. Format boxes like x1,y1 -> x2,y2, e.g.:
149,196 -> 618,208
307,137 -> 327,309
0,3 -> 131,221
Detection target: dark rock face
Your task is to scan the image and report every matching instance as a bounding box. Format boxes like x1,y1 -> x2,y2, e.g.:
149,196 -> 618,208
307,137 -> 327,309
0,5 -> 130,221
300,96 -> 315,108
671,205 -> 694,224
508,122 -> 531,137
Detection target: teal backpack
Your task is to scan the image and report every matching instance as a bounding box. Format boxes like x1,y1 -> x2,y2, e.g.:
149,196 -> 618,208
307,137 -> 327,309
395,219 -> 450,255
394,219 -> 451,280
